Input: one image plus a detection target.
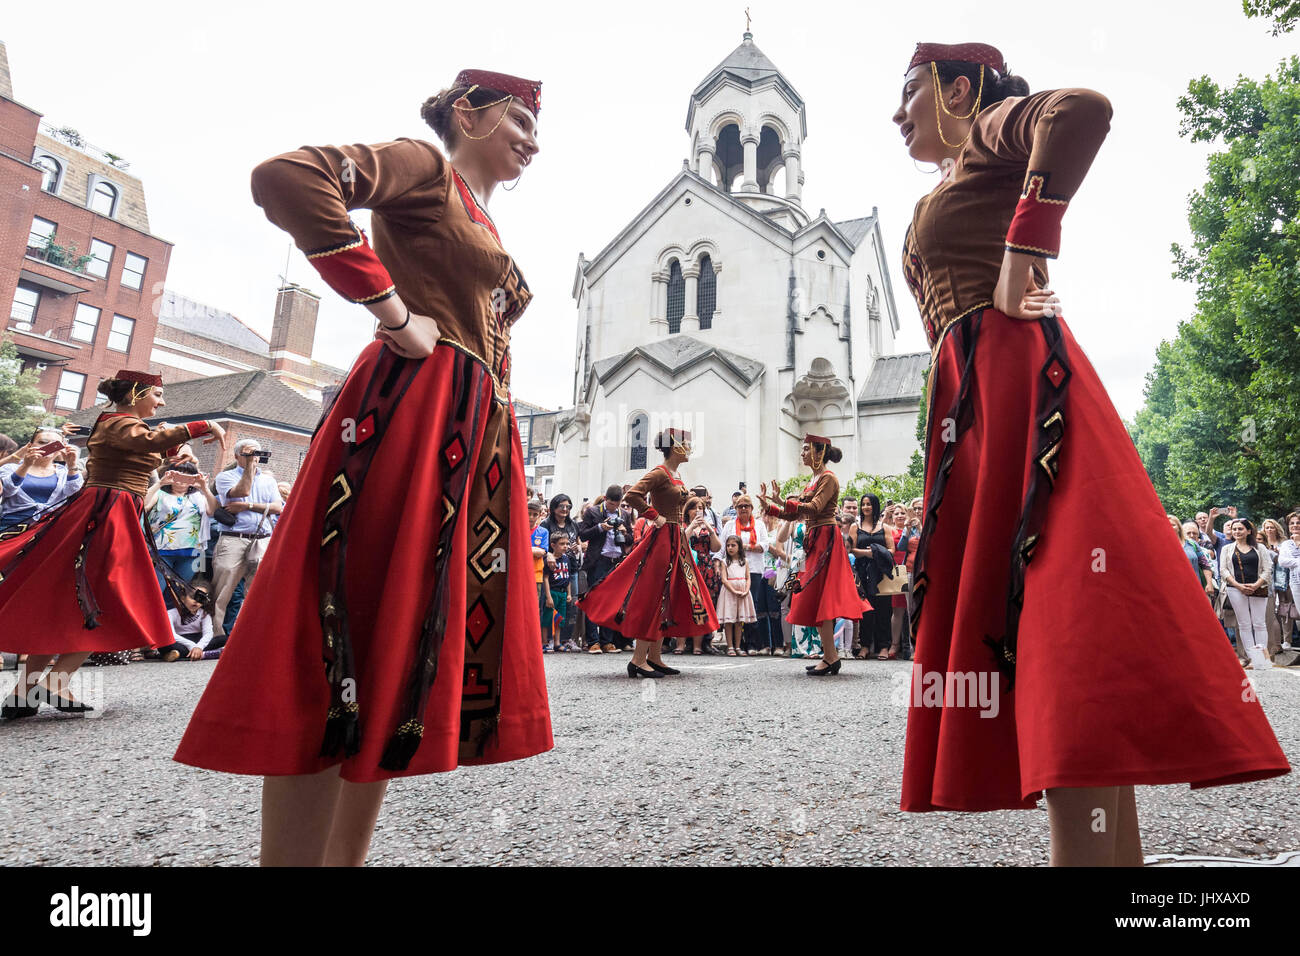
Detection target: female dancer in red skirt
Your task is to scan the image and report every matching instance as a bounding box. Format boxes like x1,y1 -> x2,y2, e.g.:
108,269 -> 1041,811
579,428 -> 719,678
757,435 -> 867,676
174,69 -> 554,865
0,371 -> 222,718
893,41 -> 1289,864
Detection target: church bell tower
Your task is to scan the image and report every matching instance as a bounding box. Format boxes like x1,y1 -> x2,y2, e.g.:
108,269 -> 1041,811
685,29 -> 809,230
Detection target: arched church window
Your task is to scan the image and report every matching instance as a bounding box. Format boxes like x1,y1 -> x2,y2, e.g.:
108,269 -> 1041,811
629,413 -> 648,470
698,256 -> 715,329
666,260 -> 684,334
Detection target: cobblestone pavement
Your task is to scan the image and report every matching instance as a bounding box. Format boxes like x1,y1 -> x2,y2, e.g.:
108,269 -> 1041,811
1,655 -> 1296,866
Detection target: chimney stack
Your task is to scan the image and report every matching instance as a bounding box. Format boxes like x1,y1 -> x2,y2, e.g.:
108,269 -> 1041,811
0,42 -> 15,101
270,283 -> 320,361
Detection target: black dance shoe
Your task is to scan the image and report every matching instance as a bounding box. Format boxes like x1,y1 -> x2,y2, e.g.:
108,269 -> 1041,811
51,695 -> 94,714
30,686 -> 94,714
627,662 -> 664,679
647,661 -> 680,676
1,694 -> 39,720
806,659 -> 842,676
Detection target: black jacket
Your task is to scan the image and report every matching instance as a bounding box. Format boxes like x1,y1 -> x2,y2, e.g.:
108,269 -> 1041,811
577,504 -> 630,573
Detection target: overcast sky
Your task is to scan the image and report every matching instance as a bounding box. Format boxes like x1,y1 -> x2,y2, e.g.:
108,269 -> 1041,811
6,1 -> 1295,418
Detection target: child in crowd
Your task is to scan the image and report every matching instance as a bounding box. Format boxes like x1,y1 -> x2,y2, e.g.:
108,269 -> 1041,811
156,587 -> 223,662
716,535 -> 756,656
529,499 -> 550,648
543,531 -> 578,651
837,514 -> 858,657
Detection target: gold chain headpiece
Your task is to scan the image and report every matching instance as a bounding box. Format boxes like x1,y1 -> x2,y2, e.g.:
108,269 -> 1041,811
930,61 -> 984,150
454,84 -> 515,140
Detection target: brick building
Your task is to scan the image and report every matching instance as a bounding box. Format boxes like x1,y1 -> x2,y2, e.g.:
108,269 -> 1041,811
64,369 -> 323,485
151,284 -> 346,403
514,399 -> 571,500
0,41 -> 172,413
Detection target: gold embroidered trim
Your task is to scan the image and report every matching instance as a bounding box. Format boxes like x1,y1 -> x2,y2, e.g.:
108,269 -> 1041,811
307,237 -> 364,260
1021,174 -> 1069,206
353,285 -> 395,304
1005,242 -> 1059,257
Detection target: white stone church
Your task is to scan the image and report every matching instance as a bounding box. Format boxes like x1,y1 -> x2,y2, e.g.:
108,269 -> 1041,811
554,31 -> 928,500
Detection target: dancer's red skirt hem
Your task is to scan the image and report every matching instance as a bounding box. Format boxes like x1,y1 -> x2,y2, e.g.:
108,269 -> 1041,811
900,309 -> 1290,813
174,341 -> 553,784
0,488 -> 171,654
787,524 -> 870,626
580,523 -> 719,639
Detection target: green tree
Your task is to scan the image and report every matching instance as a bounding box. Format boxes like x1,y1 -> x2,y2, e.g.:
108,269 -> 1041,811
1244,0 -> 1300,33
0,335 -> 59,441
1130,56 -> 1300,519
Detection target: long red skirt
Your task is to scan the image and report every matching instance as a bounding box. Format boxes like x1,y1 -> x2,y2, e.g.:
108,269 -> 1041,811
174,341 -> 553,783
788,524 -> 869,626
0,487 -> 171,653
580,523 -> 719,639
902,309 -> 1290,811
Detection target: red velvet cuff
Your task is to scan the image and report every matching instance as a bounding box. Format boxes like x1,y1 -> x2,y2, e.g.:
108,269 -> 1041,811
305,227 -> 396,304
1005,173 -> 1068,259
643,508 -> 659,521
185,420 -> 210,439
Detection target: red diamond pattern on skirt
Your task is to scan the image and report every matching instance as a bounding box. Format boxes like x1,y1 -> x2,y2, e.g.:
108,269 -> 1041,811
355,412 -> 376,445
442,434 -> 467,471
466,596 -> 494,651
485,455 -> 503,497
1044,358 -> 1067,389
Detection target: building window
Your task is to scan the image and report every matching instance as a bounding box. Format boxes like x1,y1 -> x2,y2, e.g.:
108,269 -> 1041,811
56,370 -> 86,410
698,255 -> 716,330
28,216 -> 56,253
72,303 -> 101,344
11,284 -> 40,331
666,260 -> 684,335
87,239 -> 115,279
108,314 -> 134,352
629,413 -> 648,470
122,253 -> 147,291
90,180 -> 119,217
34,154 -> 62,194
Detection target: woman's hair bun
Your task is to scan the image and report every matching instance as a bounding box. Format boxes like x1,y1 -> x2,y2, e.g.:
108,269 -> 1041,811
421,83 -> 513,147
824,445 -> 844,464
994,72 -> 1030,99
97,378 -> 134,405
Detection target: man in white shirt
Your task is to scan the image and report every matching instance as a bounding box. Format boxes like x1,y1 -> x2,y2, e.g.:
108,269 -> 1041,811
211,439 -> 283,638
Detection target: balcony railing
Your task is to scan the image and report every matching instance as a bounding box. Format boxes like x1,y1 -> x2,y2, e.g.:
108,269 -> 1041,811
26,240 -> 91,274
39,122 -> 131,170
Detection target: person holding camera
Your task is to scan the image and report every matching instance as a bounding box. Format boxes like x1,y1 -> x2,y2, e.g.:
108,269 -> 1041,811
0,427 -> 83,531
579,429 -> 719,678
577,485 -> 633,652
210,439 -> 283,640
0,370 -> 222,719
145,460 -> 217,593
155,586 -> 222,662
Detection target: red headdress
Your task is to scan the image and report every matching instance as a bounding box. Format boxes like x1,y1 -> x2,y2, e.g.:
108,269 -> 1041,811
454,69 -> 542,116
803,433 -> 831,446
906,42 -> 1006,75
111,369 -> 163,387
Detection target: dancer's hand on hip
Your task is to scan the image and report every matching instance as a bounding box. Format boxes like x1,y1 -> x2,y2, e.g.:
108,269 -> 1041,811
993,249 -> 1061,321
370,295 -> 440,359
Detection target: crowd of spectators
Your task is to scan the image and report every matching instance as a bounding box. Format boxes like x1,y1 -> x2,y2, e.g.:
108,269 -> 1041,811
4,424 -> 1296,671
530,481 -> 1300,668
528,481 -> 932,661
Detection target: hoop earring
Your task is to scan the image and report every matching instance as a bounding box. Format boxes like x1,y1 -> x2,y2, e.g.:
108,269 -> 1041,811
913,158 -> 942,175
502,174 -> 522,191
